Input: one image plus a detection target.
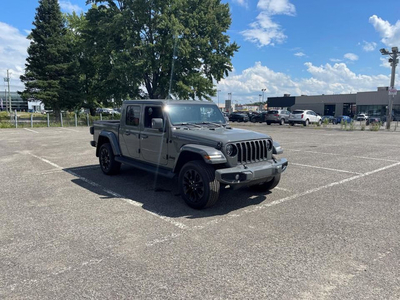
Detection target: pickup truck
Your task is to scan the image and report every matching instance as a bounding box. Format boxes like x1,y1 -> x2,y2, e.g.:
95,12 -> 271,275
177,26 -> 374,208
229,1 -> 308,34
90,100 -> 288,209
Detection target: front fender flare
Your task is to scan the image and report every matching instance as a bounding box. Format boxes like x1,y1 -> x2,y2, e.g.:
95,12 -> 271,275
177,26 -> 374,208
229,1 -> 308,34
173,144 -> 227,172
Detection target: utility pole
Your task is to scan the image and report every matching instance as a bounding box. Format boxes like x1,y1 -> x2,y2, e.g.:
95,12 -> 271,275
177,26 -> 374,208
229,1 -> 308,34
4,70 -> 11,113
380,47 -> 398,129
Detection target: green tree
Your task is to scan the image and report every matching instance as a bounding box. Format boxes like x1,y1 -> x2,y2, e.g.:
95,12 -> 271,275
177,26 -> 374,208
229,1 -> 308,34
20,0 -> 81,115
85,0 -> 239,100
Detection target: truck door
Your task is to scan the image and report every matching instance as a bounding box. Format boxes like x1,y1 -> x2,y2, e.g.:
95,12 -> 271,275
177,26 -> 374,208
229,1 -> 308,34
120,105 -> 141,159
140,105 -> 168,165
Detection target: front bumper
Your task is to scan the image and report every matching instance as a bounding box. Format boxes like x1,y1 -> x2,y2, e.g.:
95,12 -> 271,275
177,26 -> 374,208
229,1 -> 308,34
215,158 -> 288,185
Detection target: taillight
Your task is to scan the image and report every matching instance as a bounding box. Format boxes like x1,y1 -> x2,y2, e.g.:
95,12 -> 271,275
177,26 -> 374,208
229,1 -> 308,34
301,114 -> 304,119
274,114 -> 279,117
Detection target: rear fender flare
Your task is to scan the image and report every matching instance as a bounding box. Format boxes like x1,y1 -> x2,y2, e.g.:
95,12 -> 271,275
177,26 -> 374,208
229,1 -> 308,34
97,131 -> 121,157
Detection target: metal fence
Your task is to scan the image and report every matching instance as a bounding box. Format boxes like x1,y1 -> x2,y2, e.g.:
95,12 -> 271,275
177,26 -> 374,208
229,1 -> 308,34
0,110 -> 120,128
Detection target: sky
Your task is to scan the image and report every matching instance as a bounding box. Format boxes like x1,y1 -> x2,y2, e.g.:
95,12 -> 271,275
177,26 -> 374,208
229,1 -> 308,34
1,0 -> 400,104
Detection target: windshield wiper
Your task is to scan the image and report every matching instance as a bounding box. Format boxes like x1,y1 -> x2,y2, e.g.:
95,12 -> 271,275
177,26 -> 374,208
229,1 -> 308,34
198,122 -> 226,127
174,122 -> 202,128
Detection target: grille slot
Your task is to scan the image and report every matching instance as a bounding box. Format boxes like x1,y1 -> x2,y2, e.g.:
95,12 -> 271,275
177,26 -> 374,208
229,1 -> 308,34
235,139 -> 271,164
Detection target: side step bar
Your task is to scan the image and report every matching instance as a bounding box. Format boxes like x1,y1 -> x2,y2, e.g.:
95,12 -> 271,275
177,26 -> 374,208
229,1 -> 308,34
115,156 -> 176,179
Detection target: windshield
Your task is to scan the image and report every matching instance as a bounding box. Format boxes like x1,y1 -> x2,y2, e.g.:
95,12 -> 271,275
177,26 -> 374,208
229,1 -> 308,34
165,104 -> 226,126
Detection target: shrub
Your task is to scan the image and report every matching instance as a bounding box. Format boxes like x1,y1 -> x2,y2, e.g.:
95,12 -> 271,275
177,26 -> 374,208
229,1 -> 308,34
346,121 -> 356,131
369,122 -> 381,131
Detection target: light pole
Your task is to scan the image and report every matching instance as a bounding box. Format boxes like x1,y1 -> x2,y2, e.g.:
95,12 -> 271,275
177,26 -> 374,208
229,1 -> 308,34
380,47 -> 398,129
261,88 -> 266,103
217,89 -> 221,110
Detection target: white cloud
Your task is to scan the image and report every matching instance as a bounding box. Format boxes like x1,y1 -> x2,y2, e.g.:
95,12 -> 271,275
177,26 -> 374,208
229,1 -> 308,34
294,52 -> 305,57
216,61 -> 394,103
232,0 -> 248,7
360,41 -> 377,52
59,1 -> 83,14
330,58 -> 342,62
379,57 -> 391,69
241,0 -> 296,47
0,22 -> 29,91
344,53 -> 359,61
257,0 -> 295,15
369,15 -> 400,47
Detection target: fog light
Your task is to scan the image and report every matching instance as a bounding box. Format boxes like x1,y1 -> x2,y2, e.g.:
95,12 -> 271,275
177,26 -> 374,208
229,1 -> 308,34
235,174 -> 240,180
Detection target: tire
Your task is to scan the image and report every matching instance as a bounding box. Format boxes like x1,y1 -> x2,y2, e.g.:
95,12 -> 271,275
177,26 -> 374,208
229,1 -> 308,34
266,121 -> 271,125
279,119 -> 285,125
99,143 -> 121,175
251,118 -> 256,123
289,122 -> 294,126
304,119 -> 309,126
318,120 -> 322,126
179,161 -> 220,209
250,174 -> 281,192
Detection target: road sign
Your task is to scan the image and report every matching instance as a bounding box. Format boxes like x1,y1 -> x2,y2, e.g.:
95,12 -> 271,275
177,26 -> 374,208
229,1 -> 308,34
389,87 -> 397,95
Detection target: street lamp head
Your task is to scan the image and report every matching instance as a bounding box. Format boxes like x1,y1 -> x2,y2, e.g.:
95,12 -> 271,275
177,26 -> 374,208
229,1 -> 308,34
380,48 -> 389,55
392,46 -> 398,53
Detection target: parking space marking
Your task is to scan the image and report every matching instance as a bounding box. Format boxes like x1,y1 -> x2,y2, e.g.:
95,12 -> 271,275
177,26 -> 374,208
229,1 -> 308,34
23,152 -> 189,230
61,127 -> 80,133
20,151 -> 400,248
286,149 -> 400,163
290,163 -> 362,175
23,128 -> 39,134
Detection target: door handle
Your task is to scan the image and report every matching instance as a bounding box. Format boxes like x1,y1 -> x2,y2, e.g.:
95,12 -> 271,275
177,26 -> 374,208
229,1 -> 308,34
125,131 -> 130,136
141,134 -> 148,139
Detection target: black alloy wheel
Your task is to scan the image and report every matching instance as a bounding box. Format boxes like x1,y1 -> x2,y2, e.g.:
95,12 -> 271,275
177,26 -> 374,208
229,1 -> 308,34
179,161 -> 220,209
99,143 -> 121,175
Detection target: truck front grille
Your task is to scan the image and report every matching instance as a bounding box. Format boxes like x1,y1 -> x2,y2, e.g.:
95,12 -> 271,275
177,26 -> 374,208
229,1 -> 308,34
235,139 -> 272,164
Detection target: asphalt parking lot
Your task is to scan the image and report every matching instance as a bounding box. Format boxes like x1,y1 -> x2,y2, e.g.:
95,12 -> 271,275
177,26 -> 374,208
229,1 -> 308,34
1,124 -> 400,299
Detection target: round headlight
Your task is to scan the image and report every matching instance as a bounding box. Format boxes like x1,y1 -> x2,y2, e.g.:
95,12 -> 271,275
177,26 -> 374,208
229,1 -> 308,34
226,144 -> 237,157
267,140 -> 273,151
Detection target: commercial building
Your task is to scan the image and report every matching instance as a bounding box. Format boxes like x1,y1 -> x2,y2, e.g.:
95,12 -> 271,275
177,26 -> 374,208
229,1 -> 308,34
268,87 -> 400,119
0,92 -> 28,112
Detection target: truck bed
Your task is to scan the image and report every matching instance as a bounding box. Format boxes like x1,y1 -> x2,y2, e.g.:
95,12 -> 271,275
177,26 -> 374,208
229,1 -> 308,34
93,120 -> 120,144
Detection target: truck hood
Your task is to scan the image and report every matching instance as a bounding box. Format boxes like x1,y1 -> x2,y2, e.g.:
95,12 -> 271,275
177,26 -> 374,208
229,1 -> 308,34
171,126 -> 271,145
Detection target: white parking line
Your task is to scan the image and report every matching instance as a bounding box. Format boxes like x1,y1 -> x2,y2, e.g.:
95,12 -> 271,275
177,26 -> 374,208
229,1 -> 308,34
206,161 -> 400,225
290,162 -> 362,175
23,152 -> 188,230
24,128 -> 39,134
286,148 -> 400,163
61,127 -> 80,132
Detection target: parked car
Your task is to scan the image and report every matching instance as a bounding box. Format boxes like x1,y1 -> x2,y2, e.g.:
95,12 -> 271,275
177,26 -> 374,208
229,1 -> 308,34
334,115 -> 352,124
265,110 -> 290,125
90,100 -> 288,209
366,117 -> 381,125
229,112 -> 249,122
289,110 -> 322,126
356,114 -> 369,121
250,111 -> 267,123
321,115 -> 335,123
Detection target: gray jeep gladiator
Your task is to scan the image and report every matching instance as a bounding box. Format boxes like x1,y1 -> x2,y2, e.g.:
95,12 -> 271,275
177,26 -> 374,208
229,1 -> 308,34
90,100 -> 288,209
